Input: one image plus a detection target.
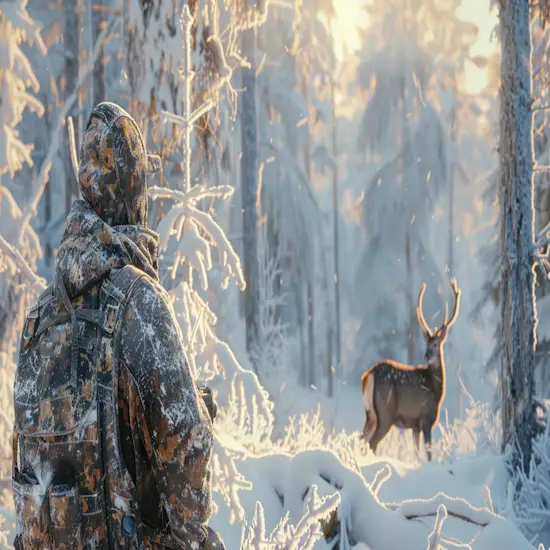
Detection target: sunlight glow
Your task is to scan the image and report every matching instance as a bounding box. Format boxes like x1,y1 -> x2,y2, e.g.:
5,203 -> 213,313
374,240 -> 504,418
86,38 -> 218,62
333,0 -> 499,95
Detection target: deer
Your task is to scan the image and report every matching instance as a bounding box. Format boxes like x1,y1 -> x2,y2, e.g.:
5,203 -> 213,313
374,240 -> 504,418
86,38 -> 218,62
360,278 -> 461,461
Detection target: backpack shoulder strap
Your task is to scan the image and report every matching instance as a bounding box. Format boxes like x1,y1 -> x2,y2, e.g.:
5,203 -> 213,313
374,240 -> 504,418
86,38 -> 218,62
98,265 -> 146,337
96,265 -> 147,548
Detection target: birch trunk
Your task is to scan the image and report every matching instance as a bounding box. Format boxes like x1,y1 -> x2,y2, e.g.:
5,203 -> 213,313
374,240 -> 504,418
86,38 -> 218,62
499,0 -> 537,474
240,16 -> 260,372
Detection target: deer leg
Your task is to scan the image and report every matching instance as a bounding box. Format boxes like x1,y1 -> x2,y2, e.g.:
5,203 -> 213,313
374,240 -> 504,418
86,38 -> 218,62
412,427 -> 421,457
362,409 -> 377,443
369,419 -> 392,454
422,424 -> 433,461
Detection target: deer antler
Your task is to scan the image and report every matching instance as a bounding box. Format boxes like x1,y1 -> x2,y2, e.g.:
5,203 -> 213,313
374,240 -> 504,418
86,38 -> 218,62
440,278 -> 461,331
417,283 -> 433,337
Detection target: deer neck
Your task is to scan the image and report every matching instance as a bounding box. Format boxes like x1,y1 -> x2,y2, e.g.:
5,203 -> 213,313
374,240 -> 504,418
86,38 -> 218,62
427,347 -> 446,398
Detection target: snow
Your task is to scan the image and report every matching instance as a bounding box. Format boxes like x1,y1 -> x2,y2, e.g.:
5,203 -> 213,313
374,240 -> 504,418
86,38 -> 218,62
203,398 -> 533,550
1,1 -> 549,550
0,383 -> 537,549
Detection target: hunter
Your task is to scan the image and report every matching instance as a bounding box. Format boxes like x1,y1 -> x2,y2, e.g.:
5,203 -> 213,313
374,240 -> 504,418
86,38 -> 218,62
11,101 -> 224,549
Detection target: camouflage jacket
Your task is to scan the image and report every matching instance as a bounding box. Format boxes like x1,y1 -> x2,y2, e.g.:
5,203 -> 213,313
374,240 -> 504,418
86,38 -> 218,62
12,103 -> 216,549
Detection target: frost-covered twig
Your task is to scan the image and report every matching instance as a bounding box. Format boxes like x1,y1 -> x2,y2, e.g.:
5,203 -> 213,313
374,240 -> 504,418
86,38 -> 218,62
240,486 -> 340,550
149,184 -> 234,204
211,437 -> 253,523
171,282 -> 273,444
160,5 -> 214,194
369,463 -> 392,497
397,493 -> 495,526
427,504 -> 448,550
67,116 -> 79,180
279,450 -> 532,550
151,185 -> 245,290
0,235 -> 46,292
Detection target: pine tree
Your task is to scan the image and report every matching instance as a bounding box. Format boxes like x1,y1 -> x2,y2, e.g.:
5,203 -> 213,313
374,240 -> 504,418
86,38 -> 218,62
498,0 -> 550,473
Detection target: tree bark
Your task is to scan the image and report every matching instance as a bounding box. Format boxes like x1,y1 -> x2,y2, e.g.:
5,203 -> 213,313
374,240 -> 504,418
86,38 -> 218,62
63,0 -> 79,215
499,0 -> 537,474
240,14 -> 260,372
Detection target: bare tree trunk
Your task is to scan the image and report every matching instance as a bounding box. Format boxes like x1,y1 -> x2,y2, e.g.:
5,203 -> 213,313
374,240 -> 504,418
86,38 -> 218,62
406,230 -> 415,364
327,324 -> 333,397
267,215 -> 282,323
499,0 -> 537,474
63,0 -> 79,215
322,243 -> 334,397
301,68 -> 317,387
93,0 -> 105,104
448,93 -> 457,276
328,11 -> 341,385
292,269 -> 306,385
307,283 -> 315,386
240,12 -> 260,372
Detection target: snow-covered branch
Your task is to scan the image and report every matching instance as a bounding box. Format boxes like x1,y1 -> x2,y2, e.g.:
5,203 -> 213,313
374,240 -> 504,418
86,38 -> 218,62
171,283 -> 273,445
0,0 -> 46,178
427,505 -> 451,550
240,486 -> 340,550
0,234 -> 46,293
397,493 -> 495,526
151,185 -> 245,290
211,436 -> 253,523
278,450 -> 534,550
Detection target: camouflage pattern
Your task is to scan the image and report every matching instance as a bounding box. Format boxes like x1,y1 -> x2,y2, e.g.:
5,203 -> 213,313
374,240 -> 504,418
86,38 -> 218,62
13,102 -> 218,549
48,485 -> 82,548
78,101 -> 161,227
13,477 -> 51,548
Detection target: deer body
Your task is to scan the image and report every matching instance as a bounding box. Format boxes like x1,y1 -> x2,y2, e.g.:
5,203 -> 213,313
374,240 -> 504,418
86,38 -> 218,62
361,279 -> 460,461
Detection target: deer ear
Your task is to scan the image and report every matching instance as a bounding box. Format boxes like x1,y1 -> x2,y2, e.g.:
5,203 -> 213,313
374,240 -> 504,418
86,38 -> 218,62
436,326 -> 448,340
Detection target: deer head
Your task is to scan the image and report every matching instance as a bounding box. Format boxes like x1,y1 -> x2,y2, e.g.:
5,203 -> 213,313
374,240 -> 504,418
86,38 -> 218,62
416,278 -> 461,367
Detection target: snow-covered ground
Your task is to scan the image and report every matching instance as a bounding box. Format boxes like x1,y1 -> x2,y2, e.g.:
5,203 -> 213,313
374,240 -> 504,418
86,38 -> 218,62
0,384 -> 543,549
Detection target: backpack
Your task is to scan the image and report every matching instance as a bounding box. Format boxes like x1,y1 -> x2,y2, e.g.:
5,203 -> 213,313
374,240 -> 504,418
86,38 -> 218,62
12,265 -> 149,549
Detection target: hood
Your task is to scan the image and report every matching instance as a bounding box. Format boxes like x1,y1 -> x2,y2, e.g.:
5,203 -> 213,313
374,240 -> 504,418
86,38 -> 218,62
56,200 -> 159,298
78,101 -> 161,227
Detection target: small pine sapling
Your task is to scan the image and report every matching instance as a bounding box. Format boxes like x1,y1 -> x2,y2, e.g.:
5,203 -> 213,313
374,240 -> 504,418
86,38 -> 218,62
149,4 -> 274,524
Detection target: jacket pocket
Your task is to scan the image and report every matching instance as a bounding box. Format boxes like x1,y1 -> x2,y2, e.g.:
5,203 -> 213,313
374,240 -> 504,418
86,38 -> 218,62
80,492 -> 103,544
12,478 -> 51,549
48,484 -> 82,548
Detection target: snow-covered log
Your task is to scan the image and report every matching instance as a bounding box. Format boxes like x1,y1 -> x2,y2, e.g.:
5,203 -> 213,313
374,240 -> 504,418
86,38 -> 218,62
279,450 -> 535,550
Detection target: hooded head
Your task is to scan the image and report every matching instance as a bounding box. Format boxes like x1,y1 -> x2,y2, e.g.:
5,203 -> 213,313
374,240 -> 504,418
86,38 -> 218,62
78,102 -> 161,227
56,102 -> 162,298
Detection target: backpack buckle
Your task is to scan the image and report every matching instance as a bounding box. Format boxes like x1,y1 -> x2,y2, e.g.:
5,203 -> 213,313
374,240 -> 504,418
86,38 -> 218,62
23,308 -> 39,342
102,302 -> 120,336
